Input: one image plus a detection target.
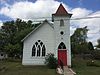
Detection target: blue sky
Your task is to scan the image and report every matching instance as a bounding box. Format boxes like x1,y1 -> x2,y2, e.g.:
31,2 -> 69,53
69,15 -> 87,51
0,0 -> 100,45
62,0 -> 100,11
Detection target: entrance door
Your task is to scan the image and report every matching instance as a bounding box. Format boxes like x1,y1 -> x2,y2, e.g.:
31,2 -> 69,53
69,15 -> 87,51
58,42 -> 67,66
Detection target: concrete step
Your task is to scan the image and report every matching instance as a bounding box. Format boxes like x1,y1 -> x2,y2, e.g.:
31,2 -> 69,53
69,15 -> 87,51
63,66 -> 76,75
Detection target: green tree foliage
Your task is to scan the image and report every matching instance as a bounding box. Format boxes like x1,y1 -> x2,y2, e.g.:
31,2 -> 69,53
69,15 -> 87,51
96,39 -> 100,48
71,26 -> 92,54
73,42 -> 90,54
4,43 -> 21,57
71,26 -> 88,44
0,32 -> 8,51
0,18 -> 41,58
2,20 -> 17,35
89,39 -> 100,60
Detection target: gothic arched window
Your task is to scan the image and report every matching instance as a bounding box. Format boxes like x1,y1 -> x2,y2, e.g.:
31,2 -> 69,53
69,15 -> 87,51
60,19 -> 64,26
32,45 -> 36,56
58,42 -> 66,49
32,40 -> 46,57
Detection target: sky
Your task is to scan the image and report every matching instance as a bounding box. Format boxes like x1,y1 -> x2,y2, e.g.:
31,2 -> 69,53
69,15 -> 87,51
0,0 -> 100,45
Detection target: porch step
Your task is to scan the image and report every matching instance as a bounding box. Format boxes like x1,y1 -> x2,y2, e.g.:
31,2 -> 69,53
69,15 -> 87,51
63,66 -> 76,75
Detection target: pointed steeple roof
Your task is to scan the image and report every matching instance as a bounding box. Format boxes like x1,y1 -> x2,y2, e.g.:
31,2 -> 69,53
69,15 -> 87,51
55,4 -> 68,15
52,4 -> 72,17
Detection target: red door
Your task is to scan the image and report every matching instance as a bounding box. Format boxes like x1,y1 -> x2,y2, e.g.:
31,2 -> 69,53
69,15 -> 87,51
58,50 -> 67,66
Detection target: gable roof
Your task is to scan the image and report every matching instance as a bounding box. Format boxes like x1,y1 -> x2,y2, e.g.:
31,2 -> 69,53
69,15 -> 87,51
52,4 -> 72,17
21,20 -> 54,42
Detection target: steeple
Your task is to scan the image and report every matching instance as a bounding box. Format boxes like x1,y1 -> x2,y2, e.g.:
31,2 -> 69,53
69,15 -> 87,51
52,4 -> 72,66
55,4 -> 68,15
52,4 -> 72,17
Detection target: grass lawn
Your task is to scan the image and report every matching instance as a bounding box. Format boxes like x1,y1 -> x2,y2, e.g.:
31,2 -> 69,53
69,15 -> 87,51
72,58 -> 100,75
0,58 -> 100,75
0,60 -> 56,75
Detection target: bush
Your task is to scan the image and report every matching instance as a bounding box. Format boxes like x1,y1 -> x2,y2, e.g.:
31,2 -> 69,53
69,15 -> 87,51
91,50 -> 100,60
45,53 -> 57,69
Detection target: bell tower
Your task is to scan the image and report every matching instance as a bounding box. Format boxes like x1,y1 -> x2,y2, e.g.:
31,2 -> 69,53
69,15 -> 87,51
52,4 -> 72,66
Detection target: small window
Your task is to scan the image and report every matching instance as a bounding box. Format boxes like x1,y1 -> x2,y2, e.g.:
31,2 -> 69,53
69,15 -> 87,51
60,19 -> 64,26
1,54 -> 3,56
58,42 -> 66,49
60,31 -> 64,35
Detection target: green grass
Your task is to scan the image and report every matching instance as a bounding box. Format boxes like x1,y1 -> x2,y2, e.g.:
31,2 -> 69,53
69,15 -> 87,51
0,58 -> 100,75
0,60 -> 56,75
72,58 -> 100,75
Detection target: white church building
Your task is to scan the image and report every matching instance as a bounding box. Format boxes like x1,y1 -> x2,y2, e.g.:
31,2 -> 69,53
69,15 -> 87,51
22,4 -> 72,66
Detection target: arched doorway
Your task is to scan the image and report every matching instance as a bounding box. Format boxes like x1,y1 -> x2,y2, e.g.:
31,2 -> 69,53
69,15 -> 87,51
58,42 -> 67,66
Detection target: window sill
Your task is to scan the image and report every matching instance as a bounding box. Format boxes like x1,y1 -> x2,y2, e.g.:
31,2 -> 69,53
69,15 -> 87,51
31,56 -> 45,59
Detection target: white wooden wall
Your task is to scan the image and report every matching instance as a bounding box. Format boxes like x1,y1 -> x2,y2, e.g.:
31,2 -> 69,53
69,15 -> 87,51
22,22 -> 55,65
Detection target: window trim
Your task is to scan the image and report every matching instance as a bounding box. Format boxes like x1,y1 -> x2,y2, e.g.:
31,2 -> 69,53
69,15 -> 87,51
32,40 -> 46,57
60,19 -> 64,26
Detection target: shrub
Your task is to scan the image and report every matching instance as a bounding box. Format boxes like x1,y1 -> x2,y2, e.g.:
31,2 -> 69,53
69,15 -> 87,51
91,50 -> 100,60
45,53 -> 57,69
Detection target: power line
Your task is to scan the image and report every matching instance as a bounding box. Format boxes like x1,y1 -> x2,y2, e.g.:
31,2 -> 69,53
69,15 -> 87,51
0,16 -> 100,34
71,16 -> 100,20
88,32 -> 100,34
0,16 -> 100,23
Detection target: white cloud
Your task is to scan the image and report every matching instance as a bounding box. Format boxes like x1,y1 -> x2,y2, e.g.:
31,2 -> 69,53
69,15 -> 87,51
0,0 -> 58,19
0,0 -> 100,45
0,0 -> 71,20
71,10 -> 100,45
71,8 -> 93,18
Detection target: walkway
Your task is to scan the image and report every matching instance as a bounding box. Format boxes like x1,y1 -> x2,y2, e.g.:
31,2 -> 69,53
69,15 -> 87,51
63,66 -> 76,75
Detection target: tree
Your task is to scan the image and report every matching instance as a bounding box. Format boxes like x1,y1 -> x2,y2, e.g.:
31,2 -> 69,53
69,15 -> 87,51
1,21 -> 17,44
15,18 -> 33,31
0,32 -> 8,51
2,20 -> 17,35
4,43 -> 21,58
0,18 -> 41,58
96,39 -> 100,48
71,26 -> 88,44
71,26 -> 89,54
